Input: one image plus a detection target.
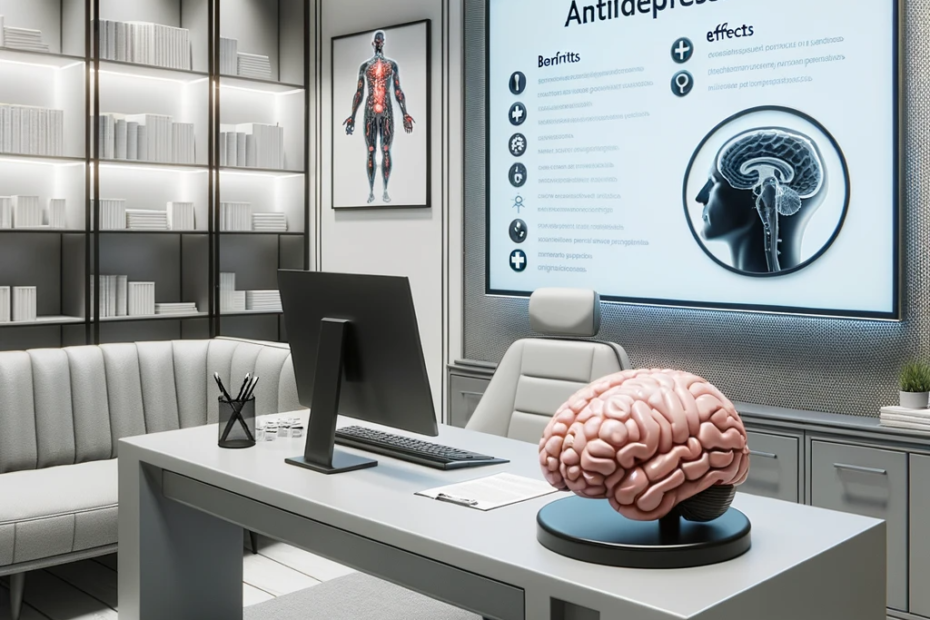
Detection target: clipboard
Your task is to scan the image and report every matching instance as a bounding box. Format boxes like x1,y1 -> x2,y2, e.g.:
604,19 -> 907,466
416,473 -> 561,511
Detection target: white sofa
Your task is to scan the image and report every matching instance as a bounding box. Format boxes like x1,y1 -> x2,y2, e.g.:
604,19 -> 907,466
0,338 -> 301,619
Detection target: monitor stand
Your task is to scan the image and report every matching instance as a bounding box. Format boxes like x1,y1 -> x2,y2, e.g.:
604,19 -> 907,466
285,318 -> 378,474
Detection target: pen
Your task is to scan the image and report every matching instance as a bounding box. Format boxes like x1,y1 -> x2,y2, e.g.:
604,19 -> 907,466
214,372 -> 233,402
436,493 -> 478,507
235,373 -> 251,402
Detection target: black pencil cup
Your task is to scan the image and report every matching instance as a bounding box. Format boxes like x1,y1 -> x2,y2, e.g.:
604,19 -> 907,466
218,397 -> 256,449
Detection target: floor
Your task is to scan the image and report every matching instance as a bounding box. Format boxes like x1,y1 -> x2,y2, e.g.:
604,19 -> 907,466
0,534 -> 356,620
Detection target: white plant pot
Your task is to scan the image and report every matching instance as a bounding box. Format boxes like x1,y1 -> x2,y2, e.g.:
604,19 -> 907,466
900,391 -> 929,410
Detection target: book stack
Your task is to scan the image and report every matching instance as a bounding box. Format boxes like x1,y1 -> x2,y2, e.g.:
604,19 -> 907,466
0,104 -> 64,156
48,199 -> 66,229
128,281 -> 155,316
12,286 -> 36,322
237,52 -> 272,80
126,209 -> 169,231
220,202 -> 252,231
98,199 -> 127,230
167,202 -> 195,230
12,195 -> 42,228
155,302 -> 197,316
252,212 -> 287,232
0,286 -> 8,323
98,20 -> 191,71
0,197 -> 10,228
245,290 -> 281,313
880,406 -> 930,433
220,272 -> 246,313
219,37 -> 238,75
96,113 -> 192,164
219,123 -> 284,169
0,17 -> 49,52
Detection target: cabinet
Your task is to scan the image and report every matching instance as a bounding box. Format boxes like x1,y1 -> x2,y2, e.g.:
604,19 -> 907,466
911,454 -> 930,616
810,440 -> 908,612
742,431 -> 800,503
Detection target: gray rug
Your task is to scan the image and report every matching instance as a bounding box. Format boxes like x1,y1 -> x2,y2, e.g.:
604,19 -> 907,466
244,571 -> 482,620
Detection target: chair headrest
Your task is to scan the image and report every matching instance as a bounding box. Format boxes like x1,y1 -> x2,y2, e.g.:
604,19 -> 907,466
529,288 -> 601,338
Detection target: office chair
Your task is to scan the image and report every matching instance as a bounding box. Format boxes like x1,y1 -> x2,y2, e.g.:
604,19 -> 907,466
466,288 -> 632,443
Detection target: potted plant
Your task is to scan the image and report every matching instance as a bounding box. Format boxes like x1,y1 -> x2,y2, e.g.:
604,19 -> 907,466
900,361 -> 930,409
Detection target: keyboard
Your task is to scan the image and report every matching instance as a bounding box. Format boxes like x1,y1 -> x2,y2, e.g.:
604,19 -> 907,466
334,426 -> 509,470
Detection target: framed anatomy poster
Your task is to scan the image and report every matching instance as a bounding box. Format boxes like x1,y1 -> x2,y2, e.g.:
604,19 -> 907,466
331,19 -> 431,209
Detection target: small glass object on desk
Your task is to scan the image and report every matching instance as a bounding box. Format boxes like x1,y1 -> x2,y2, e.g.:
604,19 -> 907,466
218,397 -> 256,448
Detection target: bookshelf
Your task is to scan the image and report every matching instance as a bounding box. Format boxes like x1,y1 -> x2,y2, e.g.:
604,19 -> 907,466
0,0 -> 308,351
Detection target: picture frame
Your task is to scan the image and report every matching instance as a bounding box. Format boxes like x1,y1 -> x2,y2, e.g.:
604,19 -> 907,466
331,19 -> 431,209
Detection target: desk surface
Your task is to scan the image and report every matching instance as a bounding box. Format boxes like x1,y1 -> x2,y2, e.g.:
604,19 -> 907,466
121,413 -> 883,619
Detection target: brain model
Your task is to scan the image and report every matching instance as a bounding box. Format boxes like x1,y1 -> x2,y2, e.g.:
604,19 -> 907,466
539,369 -> 750,522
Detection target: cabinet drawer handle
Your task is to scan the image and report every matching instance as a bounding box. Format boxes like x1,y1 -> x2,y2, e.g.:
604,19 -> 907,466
749,450 -> 777,459
460,391 -> 484,397
833,463 -> 887,476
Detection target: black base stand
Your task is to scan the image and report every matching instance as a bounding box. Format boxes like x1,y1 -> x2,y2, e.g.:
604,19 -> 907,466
537,496 -> 751,569
285,318 -> 379,475
285,452 -> 376,474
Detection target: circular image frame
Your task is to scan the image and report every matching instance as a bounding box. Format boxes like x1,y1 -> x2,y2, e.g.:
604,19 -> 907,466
682,105 -> 851,278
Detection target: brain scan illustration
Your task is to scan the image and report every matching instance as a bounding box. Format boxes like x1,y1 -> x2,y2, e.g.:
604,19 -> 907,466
684,107 -> 849,276
539,369 -> 750,522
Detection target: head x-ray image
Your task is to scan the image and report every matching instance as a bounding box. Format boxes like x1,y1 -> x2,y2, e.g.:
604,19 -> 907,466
685,108 -> 849,276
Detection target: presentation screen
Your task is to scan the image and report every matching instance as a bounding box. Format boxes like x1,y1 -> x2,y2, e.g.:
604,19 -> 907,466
487,0 -> 900,319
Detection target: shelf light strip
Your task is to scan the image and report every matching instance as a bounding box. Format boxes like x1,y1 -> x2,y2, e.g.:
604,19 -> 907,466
0,57 -> 79,70
97,69 -> 208,85
0,157 -> 83,167
220,170 -> 305,179
219,83 -> 304,96
95,162 -> 208,174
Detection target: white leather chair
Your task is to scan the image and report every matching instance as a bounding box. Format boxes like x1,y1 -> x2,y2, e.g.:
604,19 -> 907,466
466,288 -> 632,443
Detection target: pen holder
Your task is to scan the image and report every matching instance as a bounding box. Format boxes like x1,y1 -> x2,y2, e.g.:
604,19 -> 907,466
218,397 -> 256,449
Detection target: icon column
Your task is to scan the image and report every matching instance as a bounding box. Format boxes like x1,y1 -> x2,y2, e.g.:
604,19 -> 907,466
508,71 -> 529,274
670,36 -> 694,97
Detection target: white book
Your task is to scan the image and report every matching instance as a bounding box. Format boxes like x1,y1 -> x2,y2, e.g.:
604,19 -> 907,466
236,132 -> 247,167
0,286 -> 9,323
12,195 -> 41,228
48,199 -> 66,229
117,275 -> 127,316
11,106 -> 19,153
167,201 -> 195,230
107,275 -> 117,317
137,125 -> 147,161
226,132 -> 237,167
245,134 -> 256,168
0,197 -> 11,228
115,118 -> 127,159
127,121 -> 138,160
220,132 -> 227,166
12,286 -> 36,323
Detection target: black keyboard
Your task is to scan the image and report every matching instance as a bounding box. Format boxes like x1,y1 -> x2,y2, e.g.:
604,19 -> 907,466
334,426 -> 509,470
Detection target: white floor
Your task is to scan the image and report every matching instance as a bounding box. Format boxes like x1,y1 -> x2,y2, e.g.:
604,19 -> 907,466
0,534 -> 356,620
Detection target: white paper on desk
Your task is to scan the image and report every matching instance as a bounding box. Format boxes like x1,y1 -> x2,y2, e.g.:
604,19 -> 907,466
416,473 -> 560,511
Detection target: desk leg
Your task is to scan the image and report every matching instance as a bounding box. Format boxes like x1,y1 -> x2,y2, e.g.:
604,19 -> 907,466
119,457 -> 244,620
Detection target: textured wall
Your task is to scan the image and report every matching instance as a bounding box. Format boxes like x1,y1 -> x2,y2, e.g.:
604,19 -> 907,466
463,0 -> 928,417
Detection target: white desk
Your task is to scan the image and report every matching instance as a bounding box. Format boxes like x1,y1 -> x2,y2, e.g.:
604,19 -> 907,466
118,414 -> 886,620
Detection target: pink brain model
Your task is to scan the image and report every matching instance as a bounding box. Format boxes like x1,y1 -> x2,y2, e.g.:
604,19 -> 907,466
539,369 -> 750,521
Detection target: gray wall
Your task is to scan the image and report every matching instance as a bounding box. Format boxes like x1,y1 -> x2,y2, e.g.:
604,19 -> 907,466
463,0 -> 929,417
311,0 -> 464,416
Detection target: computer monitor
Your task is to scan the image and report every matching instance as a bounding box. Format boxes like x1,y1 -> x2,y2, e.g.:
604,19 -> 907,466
278,270 -> 438,474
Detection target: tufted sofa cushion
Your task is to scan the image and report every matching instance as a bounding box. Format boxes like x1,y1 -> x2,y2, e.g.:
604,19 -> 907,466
0,338 -> 301,571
